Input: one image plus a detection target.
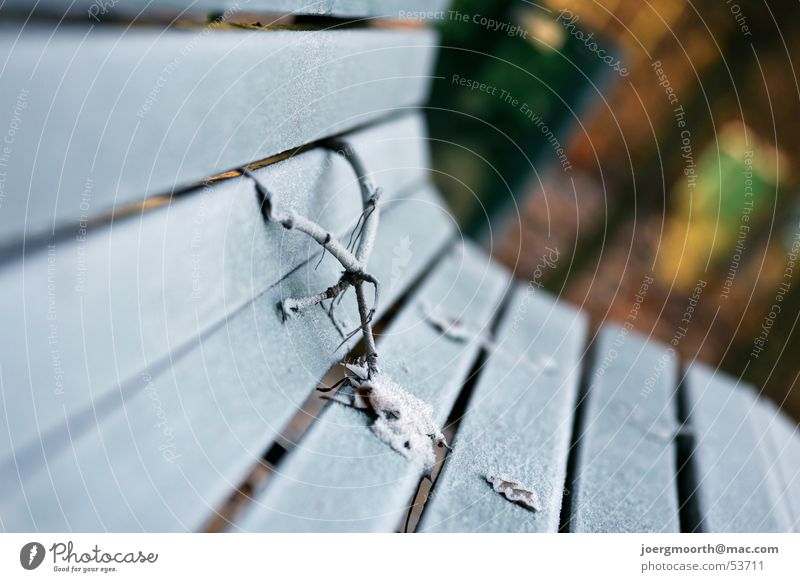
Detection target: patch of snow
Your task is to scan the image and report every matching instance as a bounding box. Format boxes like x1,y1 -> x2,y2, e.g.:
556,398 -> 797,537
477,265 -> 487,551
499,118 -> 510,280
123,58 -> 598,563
341,363 -> 447,473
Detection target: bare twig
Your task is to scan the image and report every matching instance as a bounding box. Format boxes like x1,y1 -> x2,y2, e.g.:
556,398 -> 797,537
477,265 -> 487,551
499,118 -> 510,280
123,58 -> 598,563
240,141 -> 382,377
280,278 -> 351,321
242,144 -> 449,471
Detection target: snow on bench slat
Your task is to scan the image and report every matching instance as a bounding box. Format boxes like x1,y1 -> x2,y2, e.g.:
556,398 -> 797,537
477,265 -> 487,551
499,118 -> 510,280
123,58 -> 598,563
686,364 -> 794,532
0,114 -> 429,475
235,242 -> 510,532
0,183 -> 453,532
571,325 -> 681,532
0,24 -> 436,246
418,286 -> 587,532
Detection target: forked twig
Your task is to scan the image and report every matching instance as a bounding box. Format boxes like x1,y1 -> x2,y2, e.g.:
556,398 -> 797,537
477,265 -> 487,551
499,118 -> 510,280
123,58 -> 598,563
242,142 -> 448,472
241,139 -> 382,377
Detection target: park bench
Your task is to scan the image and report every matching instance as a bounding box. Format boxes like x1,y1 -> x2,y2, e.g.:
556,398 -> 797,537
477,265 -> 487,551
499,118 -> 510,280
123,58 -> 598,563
1,1 -> 799,533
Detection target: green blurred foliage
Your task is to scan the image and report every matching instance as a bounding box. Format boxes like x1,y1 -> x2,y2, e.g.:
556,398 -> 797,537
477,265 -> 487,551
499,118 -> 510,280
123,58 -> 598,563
426,0 -> 608,233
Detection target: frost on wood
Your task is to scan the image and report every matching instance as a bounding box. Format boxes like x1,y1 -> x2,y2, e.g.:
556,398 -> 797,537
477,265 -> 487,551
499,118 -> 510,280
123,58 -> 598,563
486,474 -> 541,512
420,301 -> 475,342
423,304 -> 559,376
335,363 -> 447,473
241,141 -> 446,472
613,402 -> 694,443
241,139 -> 381,374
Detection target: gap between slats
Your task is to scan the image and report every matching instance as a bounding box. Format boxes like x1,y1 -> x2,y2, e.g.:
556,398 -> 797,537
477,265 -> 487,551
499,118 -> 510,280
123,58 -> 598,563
0,109 -> 414,264
0,178 -> 437,483
204,240 -> 454,532
204,306 -> 796,533
676,364 -> 796,532
674,370 -> 704,533
2,4 -> 434,30
401,285 -> 518,532
557,329 -> 597,532
225,242 -> 508,532
1,183 -> 456,531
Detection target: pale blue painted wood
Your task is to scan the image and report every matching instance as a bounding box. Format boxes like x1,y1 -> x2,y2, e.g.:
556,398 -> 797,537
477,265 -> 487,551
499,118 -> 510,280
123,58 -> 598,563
4,0 -> 451,19
418,286 -> 587,532
0,24 -> 437,245
763,404 -> 800,531
685,364 -> 793,532
235,242 -> 510,532
734,390 -> 800,531
0,114 -> 430,471
0,182 -> 454,532
571,325 -> 681,532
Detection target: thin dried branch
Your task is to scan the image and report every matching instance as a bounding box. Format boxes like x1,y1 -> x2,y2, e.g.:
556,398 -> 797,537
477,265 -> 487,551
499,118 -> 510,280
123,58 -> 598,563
242,144 -> 448,470
240,140 -> 382,377
280,278 -> 351,321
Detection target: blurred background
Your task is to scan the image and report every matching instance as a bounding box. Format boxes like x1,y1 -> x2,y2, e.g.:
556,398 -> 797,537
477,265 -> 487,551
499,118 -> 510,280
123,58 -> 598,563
426,0 -> 800,421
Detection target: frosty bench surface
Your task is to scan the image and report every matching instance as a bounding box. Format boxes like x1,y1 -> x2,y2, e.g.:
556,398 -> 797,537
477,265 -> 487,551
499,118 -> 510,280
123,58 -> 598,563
2,2 -> 800,533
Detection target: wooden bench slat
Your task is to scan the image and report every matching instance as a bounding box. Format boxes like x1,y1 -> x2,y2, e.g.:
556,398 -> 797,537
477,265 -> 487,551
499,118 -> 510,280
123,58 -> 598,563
0,24 -> 437,245
235,242 -> 509,532
571,325 -> 681,532
749,396 -> 800,531
763,404 -> 800,531
0,114 -> 429,470
8,0 -> 450,19
418,286 -> 587,532
685,364 -> 793,532
0,183 -> 453,532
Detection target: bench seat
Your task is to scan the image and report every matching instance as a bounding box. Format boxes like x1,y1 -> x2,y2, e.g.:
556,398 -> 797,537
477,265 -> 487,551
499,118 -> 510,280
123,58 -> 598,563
2,3 -> 799,534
